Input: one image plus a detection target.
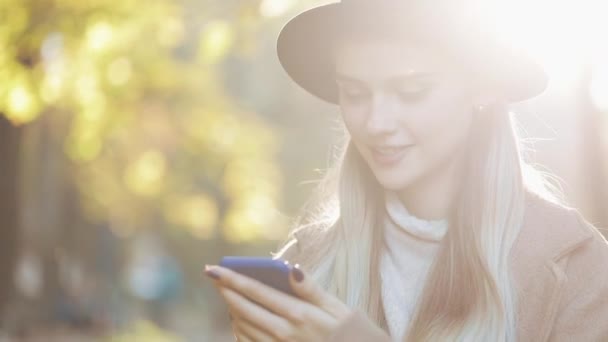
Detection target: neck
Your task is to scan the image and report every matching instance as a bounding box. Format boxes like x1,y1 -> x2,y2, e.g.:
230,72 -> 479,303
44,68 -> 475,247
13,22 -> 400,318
396,154 -> 463,221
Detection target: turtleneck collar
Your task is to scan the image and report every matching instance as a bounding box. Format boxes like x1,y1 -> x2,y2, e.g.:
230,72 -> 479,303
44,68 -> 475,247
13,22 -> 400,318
384,190 -> 448,242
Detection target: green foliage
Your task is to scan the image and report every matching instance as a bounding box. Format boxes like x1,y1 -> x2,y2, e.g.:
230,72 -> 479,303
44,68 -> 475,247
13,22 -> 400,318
0,0 -> 295,242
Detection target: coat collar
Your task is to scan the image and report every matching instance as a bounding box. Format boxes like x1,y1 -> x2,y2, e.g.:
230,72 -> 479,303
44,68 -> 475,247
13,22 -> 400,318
516,190 -> 593,262
511,190 -> 594,341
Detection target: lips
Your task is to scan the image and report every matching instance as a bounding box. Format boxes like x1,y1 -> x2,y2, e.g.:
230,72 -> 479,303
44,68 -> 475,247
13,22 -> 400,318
370,144 -> 412,166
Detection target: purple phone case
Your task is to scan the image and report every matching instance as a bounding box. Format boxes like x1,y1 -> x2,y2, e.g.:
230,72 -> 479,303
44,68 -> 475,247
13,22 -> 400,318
219,257 -> 296,297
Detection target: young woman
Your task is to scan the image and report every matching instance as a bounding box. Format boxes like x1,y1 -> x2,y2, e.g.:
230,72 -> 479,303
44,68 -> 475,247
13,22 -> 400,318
205,1 -> 608,341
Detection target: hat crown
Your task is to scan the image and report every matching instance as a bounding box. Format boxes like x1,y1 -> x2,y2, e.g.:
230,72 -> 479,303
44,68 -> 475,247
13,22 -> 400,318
276,0 -> 549,104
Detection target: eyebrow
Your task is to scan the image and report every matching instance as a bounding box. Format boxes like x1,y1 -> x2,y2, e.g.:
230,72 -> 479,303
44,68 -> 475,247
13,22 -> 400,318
334,71 -> 436,85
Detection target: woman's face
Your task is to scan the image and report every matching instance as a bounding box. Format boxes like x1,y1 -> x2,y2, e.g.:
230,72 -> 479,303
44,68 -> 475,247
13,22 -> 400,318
334,39 -> 478,191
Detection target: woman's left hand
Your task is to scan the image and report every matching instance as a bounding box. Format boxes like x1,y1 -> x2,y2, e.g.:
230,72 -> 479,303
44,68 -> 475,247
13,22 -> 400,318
205,263 -> 352,341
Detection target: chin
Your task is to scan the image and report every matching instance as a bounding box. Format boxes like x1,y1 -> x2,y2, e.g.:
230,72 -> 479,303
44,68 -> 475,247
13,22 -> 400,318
373,169 -> 415,192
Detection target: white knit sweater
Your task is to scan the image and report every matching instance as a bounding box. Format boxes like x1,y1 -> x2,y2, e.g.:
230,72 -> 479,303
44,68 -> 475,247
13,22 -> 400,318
380,190 -> 448,340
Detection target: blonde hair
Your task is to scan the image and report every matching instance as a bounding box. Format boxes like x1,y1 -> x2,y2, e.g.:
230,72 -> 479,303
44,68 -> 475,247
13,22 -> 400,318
275,102 -> 563,341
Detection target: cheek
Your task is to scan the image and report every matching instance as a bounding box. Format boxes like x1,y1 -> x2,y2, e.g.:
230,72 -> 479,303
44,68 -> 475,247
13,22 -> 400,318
411,100 -> 473,160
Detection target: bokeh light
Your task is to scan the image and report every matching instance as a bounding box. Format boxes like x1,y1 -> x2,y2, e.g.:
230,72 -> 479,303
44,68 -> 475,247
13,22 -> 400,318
259,0 -> 296,18
6,83 -> 40,124
107,57 -> 133,86
163,194 -> 219,239
124,149 -> 167,197
486,0 -> 607,93
86,21 -> 115,52
198,20 -> 234,64
2,1 -> 606,340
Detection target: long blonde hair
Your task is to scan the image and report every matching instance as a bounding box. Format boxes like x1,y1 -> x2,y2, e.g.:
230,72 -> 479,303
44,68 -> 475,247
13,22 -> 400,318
275,102 -> 562,341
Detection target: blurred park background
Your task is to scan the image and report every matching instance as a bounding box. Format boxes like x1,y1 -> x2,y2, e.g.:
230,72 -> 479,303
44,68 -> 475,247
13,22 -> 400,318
0,0 -> 606,341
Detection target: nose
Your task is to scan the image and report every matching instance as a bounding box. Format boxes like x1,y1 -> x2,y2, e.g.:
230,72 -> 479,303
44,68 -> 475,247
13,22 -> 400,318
365,94 -> 398,138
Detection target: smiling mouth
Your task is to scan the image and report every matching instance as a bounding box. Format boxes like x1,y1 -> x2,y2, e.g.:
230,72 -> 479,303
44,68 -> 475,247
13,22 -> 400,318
370,145 -> 413,166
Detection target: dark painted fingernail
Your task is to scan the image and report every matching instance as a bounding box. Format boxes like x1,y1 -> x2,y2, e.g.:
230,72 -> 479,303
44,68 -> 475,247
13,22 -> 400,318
292,264 -> 304,282
205,266 -> 220,280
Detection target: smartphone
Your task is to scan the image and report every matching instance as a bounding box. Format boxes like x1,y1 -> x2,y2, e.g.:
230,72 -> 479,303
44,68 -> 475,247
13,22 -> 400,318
219,256 -> 296,297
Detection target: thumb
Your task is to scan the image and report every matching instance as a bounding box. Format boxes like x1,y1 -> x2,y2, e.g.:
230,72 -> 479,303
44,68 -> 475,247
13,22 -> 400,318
289,264 -> 350,318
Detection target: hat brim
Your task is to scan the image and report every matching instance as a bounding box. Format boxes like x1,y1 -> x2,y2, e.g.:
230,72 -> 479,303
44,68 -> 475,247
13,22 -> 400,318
277,2 -> 548,104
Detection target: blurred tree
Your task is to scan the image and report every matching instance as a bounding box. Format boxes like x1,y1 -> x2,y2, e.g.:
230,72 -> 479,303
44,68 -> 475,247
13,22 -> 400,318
0,0 -> 327,335
1,0 -> 292,242
0,116 -> 21,321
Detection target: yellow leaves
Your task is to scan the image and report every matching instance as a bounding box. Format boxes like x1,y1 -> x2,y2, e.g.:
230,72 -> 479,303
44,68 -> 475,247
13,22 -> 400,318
86,21 -> 114,52
5,82 -> 41,125
124,150 -> 167,197
223,192 -> 287,243
259,0 -> 296,18
222,158 -> 281,199
107,57 -> 133,86
1,63 -> 41,125
108,319 -> 182,342
40,70 -> 65,104
4,0 -> 291,244
205,112 -> 240,154
65,121 -> 103,162
157,16 -> 185,48
163,194 -> 218,239
0,4 -> 29,38
222,157 -> 284,243
65,89 -> 107,162
198,20 -> 234,64
74,69 -> 103,106
182,109 -> 279,161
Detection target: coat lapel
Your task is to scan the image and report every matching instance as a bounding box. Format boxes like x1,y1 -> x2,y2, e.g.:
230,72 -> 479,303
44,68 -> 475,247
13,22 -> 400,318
511,191 -> 593,341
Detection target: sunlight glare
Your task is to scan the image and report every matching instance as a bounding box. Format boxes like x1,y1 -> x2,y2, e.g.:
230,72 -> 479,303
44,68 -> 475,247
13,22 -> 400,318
488,0 -> 606,92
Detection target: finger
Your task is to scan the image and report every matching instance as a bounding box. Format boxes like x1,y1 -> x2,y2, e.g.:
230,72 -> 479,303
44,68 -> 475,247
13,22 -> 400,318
233,330 -> 253,342
289,264 -> 350,318
230,320 -> 251,342
219,286 -> 293,341
232,321 -> 255,342
207,265 -> 308,320
233,317 -> 275,342
208,264 -> 334,328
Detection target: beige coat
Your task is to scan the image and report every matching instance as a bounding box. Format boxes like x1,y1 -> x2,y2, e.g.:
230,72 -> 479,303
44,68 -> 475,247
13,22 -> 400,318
280,191 -> 608,341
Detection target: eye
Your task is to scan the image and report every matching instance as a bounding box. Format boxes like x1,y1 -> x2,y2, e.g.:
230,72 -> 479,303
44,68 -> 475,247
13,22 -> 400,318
337,85 -> 370,104
394,84 -> 430,103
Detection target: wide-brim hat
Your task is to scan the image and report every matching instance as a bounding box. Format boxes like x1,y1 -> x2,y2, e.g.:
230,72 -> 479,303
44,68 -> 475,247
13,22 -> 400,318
277,0 -> 548,104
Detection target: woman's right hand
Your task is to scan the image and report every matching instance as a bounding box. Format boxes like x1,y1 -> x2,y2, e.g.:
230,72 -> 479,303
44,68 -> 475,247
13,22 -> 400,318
205,264 -> 352,342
